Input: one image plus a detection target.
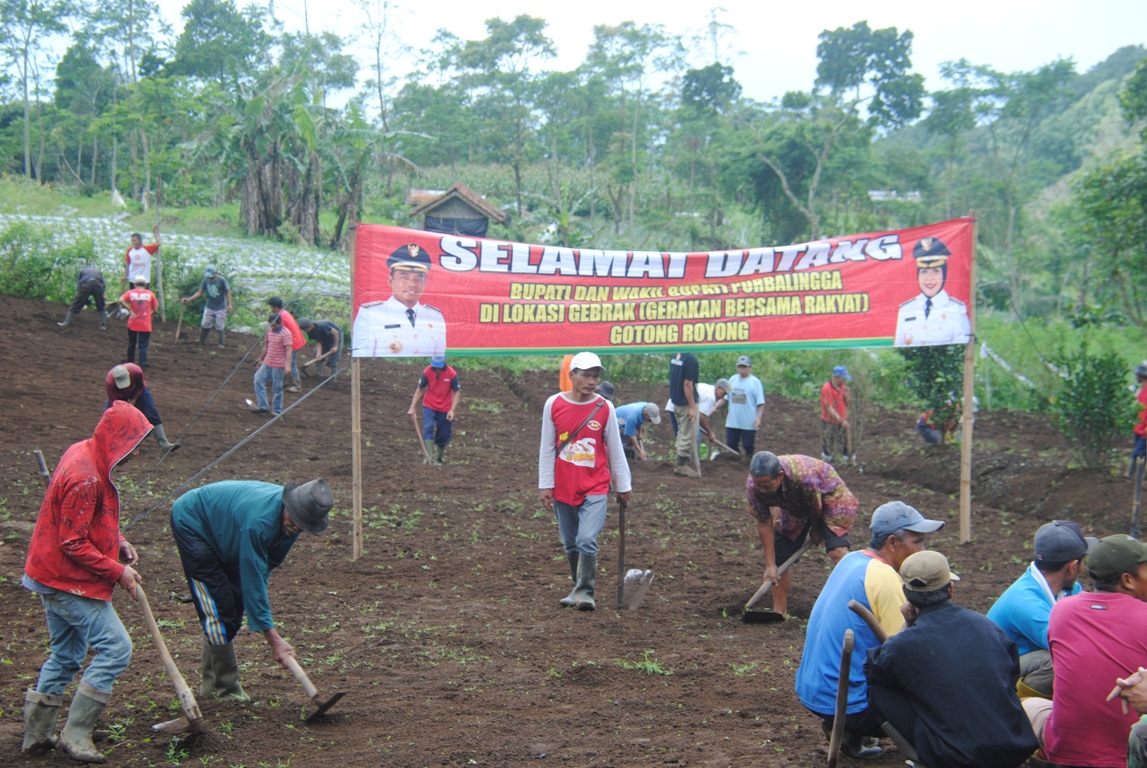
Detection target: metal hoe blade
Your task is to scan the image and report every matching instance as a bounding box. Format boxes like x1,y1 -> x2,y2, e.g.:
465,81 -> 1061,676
305,691 -> 346,722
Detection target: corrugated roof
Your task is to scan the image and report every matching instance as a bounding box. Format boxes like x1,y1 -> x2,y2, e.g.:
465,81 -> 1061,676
410,182 -> 507,223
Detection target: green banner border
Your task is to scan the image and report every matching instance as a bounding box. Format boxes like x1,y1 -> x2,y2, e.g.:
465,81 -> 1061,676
408,337 -> 895,357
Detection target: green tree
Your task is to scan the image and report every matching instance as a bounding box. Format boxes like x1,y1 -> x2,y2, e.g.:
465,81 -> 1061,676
170,0 -> 271,87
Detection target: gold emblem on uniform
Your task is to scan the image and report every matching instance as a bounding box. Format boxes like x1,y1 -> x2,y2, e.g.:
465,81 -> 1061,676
919,237 -> 933,252
406,243 -> 420,258
389,341 -> 403,354
904,333 -> 914,345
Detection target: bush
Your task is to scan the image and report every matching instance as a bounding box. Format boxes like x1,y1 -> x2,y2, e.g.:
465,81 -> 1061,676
898,345 -> 966,439
0,220 -> 94,302
1046,343 -> 1131,467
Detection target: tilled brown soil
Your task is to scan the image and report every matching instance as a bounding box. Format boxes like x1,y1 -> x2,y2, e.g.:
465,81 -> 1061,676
0,292 -> 1138,767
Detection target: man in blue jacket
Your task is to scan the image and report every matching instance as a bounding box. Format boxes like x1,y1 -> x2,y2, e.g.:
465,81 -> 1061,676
171,479 -> 334,700
987,520 -> 1095,698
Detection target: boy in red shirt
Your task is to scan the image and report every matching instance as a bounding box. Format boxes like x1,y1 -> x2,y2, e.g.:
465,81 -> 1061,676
119,275 -> 159,370
1132,362 -> 1147,471
538,352 -> 632,611
408,356 -> 462,465
820,365 -> 850,462
268,297 -> 307,392
252,314 -> 293,416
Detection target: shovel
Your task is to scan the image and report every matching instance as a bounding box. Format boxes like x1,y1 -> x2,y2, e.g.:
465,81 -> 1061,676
283,655 -> 345,721
615,497 -> 654,610
742,539 -> 815,624
133,585 -> 207,736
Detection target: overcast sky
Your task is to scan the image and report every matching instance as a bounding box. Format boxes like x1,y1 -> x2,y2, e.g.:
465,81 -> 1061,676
155,0 -> 1147,101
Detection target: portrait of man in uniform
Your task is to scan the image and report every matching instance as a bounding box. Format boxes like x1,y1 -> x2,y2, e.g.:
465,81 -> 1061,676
893,236 -> 971,347
352,243 -> 447,358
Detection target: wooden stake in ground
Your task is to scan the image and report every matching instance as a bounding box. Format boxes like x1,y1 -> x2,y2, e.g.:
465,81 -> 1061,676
959,215 -> 979,544
347,208 -> 362,561
154,177 -> 165,322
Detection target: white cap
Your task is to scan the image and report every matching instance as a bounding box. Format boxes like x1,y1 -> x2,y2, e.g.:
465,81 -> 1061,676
642,403 -> 661,424
132,275 -> 147,285
569,351 -> 604,372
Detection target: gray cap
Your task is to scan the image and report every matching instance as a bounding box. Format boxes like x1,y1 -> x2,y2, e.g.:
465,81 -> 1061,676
715,378 -> 731,394
204,264 -> 217,277
736,355 -> 752,367
870,501 -> 945,538
1034,520 -> 1097,563
642,403 -> 661,424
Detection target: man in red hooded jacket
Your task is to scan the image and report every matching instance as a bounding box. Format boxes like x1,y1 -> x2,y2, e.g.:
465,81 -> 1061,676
21,401 -> 152,762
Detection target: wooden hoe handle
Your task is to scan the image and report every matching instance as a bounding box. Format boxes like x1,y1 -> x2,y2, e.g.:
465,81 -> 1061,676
283,655 -> 320,700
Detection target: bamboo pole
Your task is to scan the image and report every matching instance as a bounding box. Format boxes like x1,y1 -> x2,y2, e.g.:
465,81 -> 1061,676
959,215 -> 978,544
348,207 -> 363,561
154,177 -> 165,322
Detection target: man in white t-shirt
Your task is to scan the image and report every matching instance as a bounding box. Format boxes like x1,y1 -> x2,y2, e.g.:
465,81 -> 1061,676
122,226 -> 160,289
666,378 -> 729,454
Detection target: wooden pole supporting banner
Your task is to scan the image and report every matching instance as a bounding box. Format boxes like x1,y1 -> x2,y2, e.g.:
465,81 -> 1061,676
154,177 -> 165,322
959,215 -> 978,544
348,207 -> 363,561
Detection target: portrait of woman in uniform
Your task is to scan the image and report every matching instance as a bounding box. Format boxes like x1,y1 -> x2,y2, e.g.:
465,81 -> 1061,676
893,236 -> 971,347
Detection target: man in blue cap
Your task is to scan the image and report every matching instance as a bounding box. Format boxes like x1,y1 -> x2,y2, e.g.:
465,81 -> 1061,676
987,520 -> 1095,699
182,265 -> 233,348
409,356 -> 461,465
171,479 -> 334,701
352,243 -> 446,358
820,365 -> 851,463
894,236 -> 971,347
795,501 -> 945,760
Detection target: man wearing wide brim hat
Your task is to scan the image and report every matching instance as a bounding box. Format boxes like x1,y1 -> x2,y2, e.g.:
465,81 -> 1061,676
893,236 -> 971,347
352,242 -> 447,358
170,479 -> 334,700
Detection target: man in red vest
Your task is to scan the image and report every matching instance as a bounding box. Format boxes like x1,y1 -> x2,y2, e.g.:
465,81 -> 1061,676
539,352 -> 632,611
119,275 -> 159,370
408,356 -> 462,465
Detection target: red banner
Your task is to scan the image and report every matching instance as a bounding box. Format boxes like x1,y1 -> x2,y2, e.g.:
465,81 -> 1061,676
351,218 -> 974,357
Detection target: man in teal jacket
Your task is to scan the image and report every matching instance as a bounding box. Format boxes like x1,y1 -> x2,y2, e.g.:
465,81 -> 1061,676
171,479 -> 333,700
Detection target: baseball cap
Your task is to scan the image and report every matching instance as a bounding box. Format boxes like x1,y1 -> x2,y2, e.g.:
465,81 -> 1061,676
736,355 -> 752,367
595,381 -> 615,401
715,378 -> 731,393
900,550 -> 961,591
111,364 -> 132,390
570,351 -> 603,372
642,403 -> 661,424
1088,535 -> 1147,583
204,265 -> 217,277
132,275 -> 147,285
1034,520 -> 1097,563
870,501 -> 945,538
833,365 -> 851,380
431,356 -> 446,369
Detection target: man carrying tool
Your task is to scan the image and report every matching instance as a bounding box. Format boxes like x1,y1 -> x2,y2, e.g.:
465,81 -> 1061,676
105,363 -> 180,452
58,266 -> 110,329
21,402 -> 152,761
794,501 -> 944,760
987,520 -> 1094,699
119,275 -> 159,370
614,402 -> 660,461
1022,534 -> 1147,768
820,365 -> 850,462
251,314 -> 293,416
724,355 -> 766,458
539,352 -> 632,612
297,317 -> 342,379
268,297 -> 307,393
668,352 -> 700,476
408,356 -> 461,465
746,452 -> 859,618
122,226 -> 160,289
864,551 -> 1038,768
181,265 -> 232,348
170,479 -> 334,701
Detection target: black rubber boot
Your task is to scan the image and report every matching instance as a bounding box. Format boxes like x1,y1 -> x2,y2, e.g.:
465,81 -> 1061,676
59,683 -> 108,764
98,311 -> 107,330
434,444 -> 446,465
423,439 -> 435,465
57,310 -> 76,327
216,330 -> 225,348
573,554 -> 597,611
197,327 -> 210,345
153,424 -> 180,452
559,553 -> 579,608
198,637 -> 216,698
22,689 -> 61,754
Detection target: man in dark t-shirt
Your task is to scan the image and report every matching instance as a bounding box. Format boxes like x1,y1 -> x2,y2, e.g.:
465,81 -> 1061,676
297,318 -> 342,378
669,352 -> 700,477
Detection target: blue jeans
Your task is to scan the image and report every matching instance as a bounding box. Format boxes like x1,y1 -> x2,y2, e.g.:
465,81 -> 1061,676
34,590 -> 132,696
290,350 -> 300,384
104,387 -> 162,426
254,364 -> 284,414
553,494 -> 608,557
421,406 -> 453,446
127,330 -> 151,369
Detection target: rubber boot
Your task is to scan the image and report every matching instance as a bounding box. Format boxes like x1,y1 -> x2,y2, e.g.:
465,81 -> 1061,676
881,721 -> 922,765
434,443 -> 446,465
153,424 -> 180,452
57,310 -> 76,327
23,689 -> 61,754
198,637 -> 216,698
98,311 -> 107,330
59,682 -> 108,764
423,439 -> 435,465
673,455 -> 699,478
573,554 -> 597,611
208,641 -> 249,701
559,553 -> 579,607
197,327 -> 210,345
216,330 -> 225,348
839,729 -> 882,760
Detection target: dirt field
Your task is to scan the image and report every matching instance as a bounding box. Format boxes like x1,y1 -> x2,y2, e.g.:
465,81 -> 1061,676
0,292 -> 1138,767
